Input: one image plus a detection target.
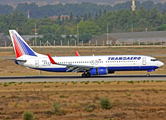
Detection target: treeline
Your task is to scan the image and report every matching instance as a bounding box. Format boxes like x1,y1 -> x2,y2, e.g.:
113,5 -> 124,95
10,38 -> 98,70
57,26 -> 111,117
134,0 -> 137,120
1,6 -> 166,45
0,1 -> 166,18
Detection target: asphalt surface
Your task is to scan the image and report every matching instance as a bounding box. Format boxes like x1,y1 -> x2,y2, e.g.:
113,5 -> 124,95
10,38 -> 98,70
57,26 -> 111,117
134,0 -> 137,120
0,74 -> 166,82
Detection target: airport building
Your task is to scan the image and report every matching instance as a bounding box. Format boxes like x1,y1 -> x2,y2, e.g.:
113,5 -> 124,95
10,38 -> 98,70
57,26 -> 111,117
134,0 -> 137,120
0,33 -> 11,47
90,31 -> 166,46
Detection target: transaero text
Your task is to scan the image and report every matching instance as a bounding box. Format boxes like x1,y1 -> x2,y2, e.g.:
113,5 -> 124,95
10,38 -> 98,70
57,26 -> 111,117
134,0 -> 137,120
108,57 -> 141,60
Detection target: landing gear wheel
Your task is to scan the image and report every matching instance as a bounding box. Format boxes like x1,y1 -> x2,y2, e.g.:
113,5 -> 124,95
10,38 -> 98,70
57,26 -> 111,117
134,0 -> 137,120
86,73 -> 91,77
82,74 -> 86,77
146,73 -> 150,77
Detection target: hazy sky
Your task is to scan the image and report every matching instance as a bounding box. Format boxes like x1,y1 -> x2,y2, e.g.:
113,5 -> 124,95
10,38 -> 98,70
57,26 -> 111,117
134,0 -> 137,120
1,0 -> 165,6
1,0 -> 165,9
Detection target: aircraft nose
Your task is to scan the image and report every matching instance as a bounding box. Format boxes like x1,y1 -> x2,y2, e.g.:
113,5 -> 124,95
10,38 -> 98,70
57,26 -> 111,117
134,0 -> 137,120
158,61 -> 164,67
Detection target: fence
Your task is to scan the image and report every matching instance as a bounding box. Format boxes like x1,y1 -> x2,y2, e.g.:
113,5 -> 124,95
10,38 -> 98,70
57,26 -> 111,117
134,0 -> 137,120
1,39 -> 166,47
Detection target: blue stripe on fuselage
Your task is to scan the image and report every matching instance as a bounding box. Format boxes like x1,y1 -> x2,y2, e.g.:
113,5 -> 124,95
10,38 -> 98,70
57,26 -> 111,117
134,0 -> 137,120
107,66 -> 158,71
34,66 -> 159,72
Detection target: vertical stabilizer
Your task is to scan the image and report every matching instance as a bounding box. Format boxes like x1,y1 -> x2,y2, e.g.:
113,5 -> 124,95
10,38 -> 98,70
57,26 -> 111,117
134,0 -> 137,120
9,30 -> 37,58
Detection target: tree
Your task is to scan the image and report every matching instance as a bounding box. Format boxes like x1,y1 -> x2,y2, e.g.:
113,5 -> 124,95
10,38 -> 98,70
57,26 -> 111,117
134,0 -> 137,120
104,9 -> 106,14
157,24 -> 166,31
76,13 -> 80,23
79,33 -> 92,43
95,11 -> 98,20
99,9 -> 102,17
58,14 -> 60,25
0,4 -> 14,15
84,13 -> 88,21
7,1 -> 166,19
37,24 -> 59,34
88,12 -> 91,19
141,1 -> 154,10
44,14 -> 48,18
76,21 -> 101,35
162,9 -> 166,15
65,16 -> 69,21
70,12 -> 73,21
62,16 -> 64,24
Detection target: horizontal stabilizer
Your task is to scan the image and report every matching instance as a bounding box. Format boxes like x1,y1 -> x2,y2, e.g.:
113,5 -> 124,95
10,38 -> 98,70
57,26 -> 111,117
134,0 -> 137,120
15,59 -> 27,62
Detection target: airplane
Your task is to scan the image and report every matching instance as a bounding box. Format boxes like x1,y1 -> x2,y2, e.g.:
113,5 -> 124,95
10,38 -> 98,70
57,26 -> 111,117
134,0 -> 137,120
9,30 -> 164,77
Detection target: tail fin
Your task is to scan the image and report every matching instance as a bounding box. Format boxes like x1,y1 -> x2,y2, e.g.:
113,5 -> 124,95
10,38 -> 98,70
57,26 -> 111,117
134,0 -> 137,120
9,30 -> 37,58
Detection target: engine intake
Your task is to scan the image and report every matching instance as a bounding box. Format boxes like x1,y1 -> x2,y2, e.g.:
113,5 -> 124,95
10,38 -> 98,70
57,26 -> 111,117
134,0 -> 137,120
90,67 -> 108,75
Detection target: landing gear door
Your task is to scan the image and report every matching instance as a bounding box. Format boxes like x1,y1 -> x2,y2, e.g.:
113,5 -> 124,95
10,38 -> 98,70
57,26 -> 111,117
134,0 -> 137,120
142,57 -> 146,65
35,60 -> 39,68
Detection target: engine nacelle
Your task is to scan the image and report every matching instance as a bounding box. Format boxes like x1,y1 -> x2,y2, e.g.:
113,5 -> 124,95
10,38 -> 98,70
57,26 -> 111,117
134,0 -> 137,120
90,67 -> 108,75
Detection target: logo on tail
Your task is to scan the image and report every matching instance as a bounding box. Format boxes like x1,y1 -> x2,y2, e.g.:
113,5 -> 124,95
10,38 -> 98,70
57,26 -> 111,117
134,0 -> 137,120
9,30 -> 37,58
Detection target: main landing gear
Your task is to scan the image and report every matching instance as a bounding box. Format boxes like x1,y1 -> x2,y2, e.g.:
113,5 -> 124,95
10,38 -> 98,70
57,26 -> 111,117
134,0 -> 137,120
82,72 -> 91,77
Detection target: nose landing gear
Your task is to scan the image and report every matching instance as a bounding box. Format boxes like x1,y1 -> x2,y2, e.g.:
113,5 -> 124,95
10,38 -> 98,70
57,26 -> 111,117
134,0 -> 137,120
146,70 -> 150,76
146,72 -> 150,77
146,69 -> 155,77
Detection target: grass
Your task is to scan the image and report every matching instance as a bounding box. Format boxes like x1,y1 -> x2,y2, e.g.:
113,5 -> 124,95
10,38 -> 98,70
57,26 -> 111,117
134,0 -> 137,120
0,81 -> 165,119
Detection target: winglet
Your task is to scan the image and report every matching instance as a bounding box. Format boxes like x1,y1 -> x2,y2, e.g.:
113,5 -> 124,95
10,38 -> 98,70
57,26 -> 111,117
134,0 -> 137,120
47,54 -> 57,64
75,51 -> 80,56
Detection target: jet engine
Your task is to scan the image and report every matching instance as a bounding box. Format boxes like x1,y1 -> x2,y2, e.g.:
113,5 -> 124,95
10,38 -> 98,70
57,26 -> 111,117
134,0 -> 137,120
90,67 -> 108,75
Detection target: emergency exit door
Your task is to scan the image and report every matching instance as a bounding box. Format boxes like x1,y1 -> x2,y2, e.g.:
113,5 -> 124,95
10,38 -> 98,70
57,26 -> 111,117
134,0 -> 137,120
35,60 -> 39,68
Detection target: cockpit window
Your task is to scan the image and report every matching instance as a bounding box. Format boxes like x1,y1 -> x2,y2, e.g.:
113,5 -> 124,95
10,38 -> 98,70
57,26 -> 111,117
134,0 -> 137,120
151,59 -> 157,61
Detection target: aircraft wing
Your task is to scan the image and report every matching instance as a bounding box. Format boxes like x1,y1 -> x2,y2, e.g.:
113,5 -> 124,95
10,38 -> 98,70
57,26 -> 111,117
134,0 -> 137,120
47,54 -> 93,73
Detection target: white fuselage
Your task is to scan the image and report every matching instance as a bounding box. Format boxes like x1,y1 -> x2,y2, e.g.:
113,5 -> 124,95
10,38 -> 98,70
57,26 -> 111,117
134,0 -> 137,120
16,55 -> 164,73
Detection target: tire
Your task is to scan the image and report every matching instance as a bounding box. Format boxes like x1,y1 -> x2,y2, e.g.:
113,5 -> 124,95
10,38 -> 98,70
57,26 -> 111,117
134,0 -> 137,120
82,74 -> 86,77
86,73 -> 91,77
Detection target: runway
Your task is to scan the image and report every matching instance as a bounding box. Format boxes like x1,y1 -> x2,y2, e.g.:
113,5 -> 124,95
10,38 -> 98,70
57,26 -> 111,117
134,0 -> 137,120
1,74 -> 166,82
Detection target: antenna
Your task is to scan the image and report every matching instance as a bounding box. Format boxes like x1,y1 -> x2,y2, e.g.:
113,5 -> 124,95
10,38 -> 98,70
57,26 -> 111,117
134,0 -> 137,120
27,9 -> 30,19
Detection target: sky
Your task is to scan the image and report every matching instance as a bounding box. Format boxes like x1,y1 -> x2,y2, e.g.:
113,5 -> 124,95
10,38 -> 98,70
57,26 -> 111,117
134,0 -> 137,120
1,0 -> 165,6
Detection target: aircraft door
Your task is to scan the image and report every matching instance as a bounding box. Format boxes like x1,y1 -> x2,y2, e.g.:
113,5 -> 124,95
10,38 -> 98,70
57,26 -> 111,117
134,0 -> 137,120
142,57 -> 146,65
35,60 -> 39,68
95,60 -> 98,65
91,60 -> 94,65
91,60 -> 98,65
